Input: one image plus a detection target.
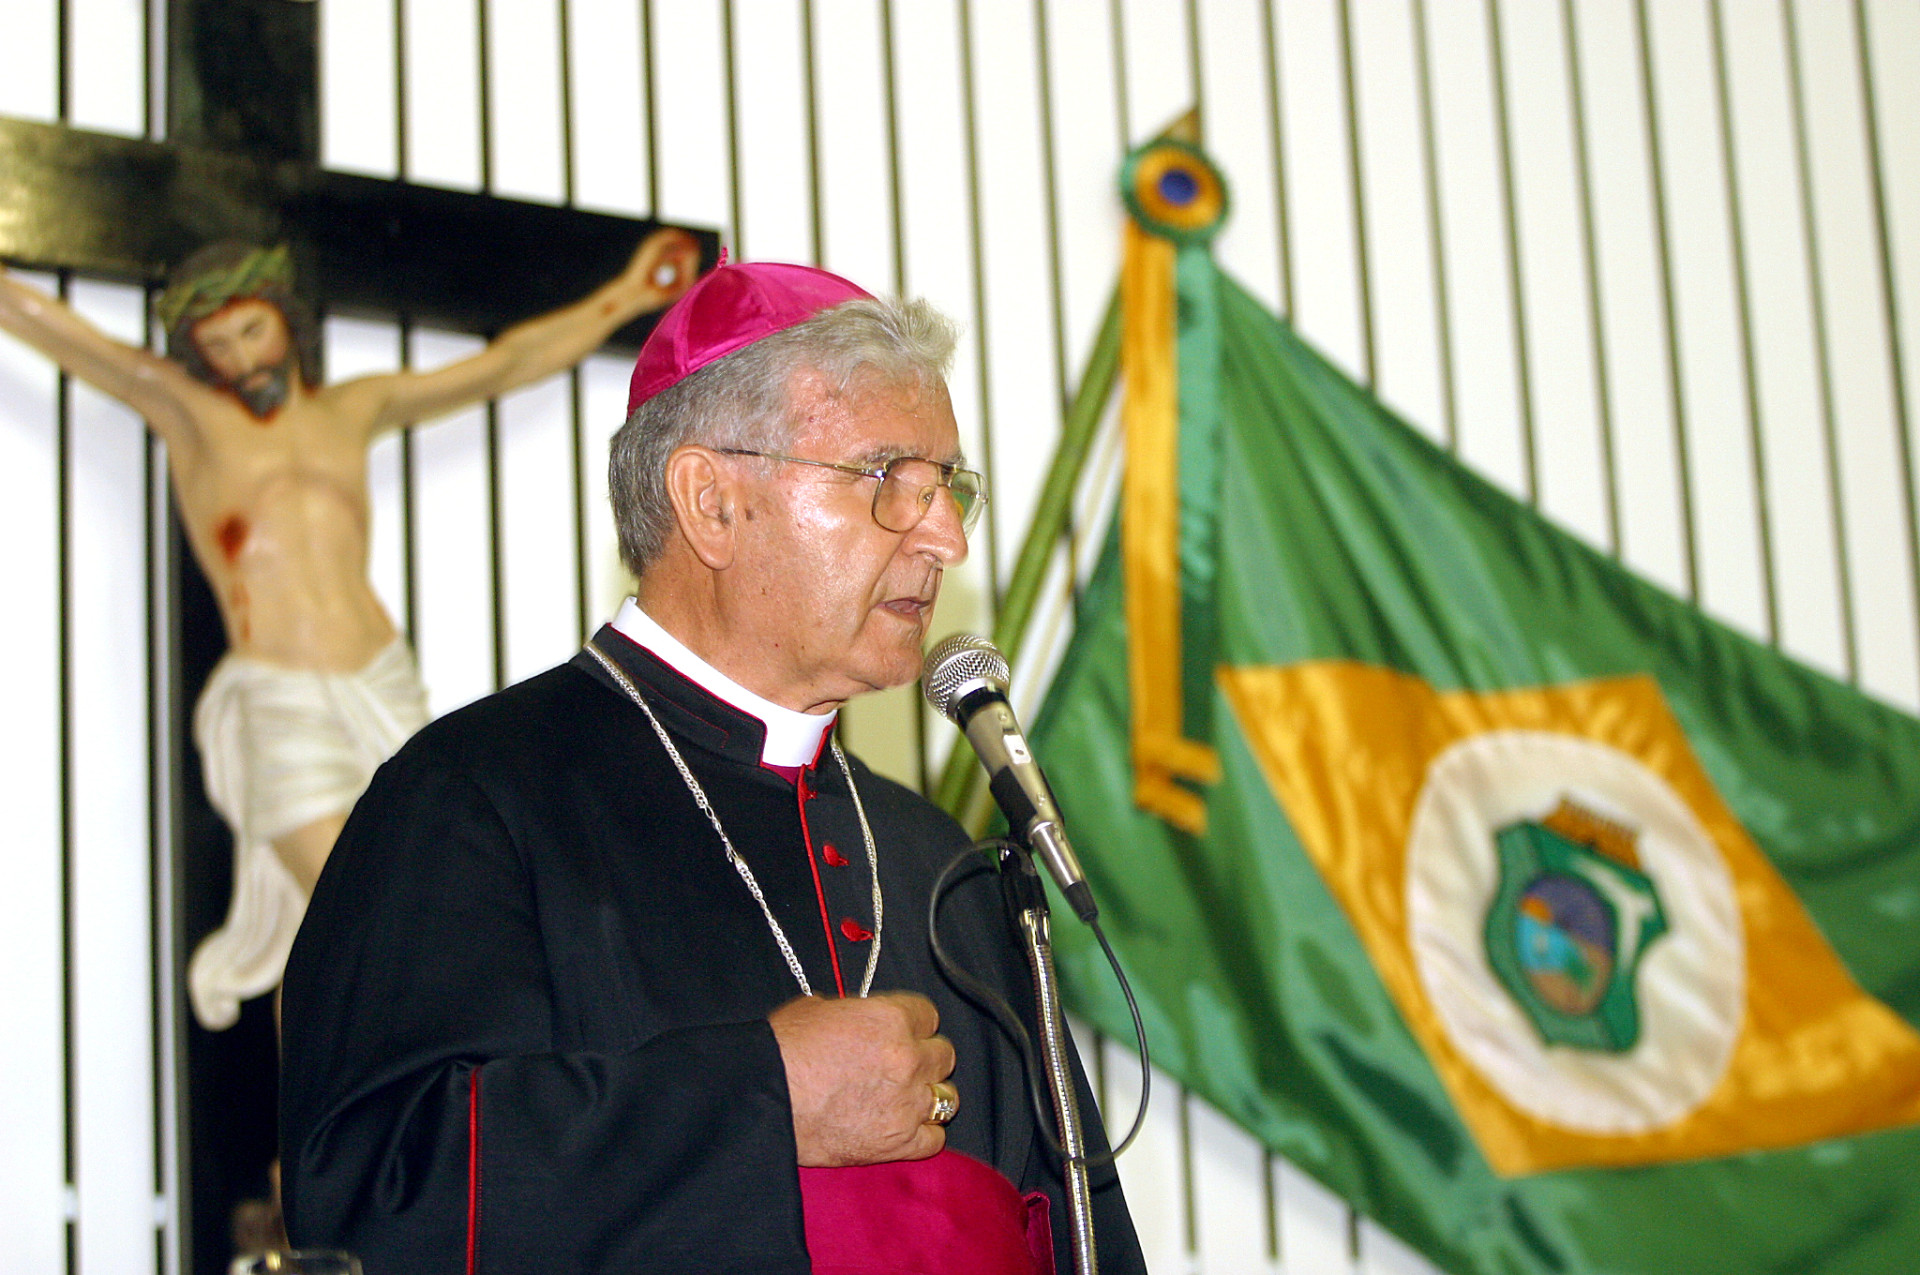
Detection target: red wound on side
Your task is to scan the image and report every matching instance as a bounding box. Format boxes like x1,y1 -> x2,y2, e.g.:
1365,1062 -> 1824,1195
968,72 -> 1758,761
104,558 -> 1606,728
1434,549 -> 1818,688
215,514 -> 249,562
839,918 -> 873,943
822,844 -> 849,867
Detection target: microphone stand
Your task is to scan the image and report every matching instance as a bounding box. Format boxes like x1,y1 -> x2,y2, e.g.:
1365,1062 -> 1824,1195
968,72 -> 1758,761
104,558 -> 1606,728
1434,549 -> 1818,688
996,841 -> 1097,1275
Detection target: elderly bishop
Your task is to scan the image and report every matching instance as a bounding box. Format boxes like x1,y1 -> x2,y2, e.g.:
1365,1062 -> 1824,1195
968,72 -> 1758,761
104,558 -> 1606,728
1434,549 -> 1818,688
277,260 -> 1144,1274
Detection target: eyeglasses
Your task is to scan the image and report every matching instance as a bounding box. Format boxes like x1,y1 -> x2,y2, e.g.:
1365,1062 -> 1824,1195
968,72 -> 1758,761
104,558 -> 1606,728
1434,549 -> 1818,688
718,449 -> 988,534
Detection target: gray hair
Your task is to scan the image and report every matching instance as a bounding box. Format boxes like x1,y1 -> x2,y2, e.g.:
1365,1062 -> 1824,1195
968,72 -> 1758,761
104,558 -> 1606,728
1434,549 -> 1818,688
609,294 -> 959,577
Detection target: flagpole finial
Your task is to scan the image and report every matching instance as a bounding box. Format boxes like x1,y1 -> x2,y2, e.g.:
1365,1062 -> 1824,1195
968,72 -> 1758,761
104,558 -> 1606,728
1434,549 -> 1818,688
1120,140 -> 1229,246
1157,108 -> 1203,146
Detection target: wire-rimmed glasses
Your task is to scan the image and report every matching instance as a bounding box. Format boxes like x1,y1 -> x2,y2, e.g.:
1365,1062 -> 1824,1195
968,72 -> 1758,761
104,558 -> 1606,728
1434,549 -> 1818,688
718,449 -> 988,533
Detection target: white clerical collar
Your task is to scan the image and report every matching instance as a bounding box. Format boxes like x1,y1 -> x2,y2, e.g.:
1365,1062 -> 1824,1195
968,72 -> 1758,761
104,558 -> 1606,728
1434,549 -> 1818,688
609,597 -> 836,768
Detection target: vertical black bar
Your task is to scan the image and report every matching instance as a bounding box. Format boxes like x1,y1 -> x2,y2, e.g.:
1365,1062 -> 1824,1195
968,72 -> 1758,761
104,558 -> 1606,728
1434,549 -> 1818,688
143,6 -> 169,1262
1706,0 -> 1781,644
1486,0 -> 1539,502
1852,0 -> 1920,680
141,284 -> 167,1272
721,0 -> 744,256
394,0 -> 410,177
1262,0 -> 1294,320
57,0 -> 72,121
1561,0 -> 1625,555
640,0 -> 660,216
486,401 -> 506,692
56,273 -> 78,1275
569,368 -> 592,645
399,323 -> 421,651
160,452 -> 195,1275
143,0 -> 155,138
476,0 -> 493,193
955,0 -> 1004,616
1633,0 -> 1701,601
1090,1027 -> 1108,1127
147,428 -> 167,1275
1264,1150 -> 1282,1264
1409,0 -> 1459,449
879,0 -> 907,297
1782,0 -> 1859,679
801,0 -> 824,266
557,0 -> 576,205
153,0 -> 169,144
1178,1086 -> 1197,1260
1337,0 -> 1376,389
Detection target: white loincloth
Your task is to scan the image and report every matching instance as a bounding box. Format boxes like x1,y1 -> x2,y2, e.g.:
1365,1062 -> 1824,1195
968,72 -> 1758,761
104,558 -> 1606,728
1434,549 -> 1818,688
187,638 -> 430,1030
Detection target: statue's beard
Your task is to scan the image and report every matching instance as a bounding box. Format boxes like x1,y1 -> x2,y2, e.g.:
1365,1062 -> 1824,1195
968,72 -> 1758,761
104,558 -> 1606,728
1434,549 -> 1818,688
225,358 -> 295,419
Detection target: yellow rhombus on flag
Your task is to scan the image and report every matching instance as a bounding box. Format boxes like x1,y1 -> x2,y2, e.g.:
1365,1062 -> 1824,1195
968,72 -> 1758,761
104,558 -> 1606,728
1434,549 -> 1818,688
1225,661 -> 1920,1176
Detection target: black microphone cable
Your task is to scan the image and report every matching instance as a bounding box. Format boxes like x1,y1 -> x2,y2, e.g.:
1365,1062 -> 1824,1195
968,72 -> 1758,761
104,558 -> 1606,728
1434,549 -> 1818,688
927,838 -> 1151,1167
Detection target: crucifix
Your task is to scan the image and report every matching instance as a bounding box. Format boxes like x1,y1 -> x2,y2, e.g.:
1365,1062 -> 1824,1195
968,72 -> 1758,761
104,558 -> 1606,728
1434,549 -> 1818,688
0,2 -> 718,1265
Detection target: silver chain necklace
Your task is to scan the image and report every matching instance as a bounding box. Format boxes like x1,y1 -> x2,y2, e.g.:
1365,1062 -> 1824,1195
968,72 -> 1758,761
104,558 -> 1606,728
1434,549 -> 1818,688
584,639 -> 884,998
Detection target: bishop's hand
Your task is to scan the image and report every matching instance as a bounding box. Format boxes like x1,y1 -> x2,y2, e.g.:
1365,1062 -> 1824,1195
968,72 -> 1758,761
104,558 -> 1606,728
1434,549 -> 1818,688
769,991 -> 956,1167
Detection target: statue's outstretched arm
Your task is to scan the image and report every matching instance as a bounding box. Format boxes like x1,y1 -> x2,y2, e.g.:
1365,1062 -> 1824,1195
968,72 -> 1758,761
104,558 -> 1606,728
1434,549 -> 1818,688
349,226 -> 702,439
0,263 -> 197,442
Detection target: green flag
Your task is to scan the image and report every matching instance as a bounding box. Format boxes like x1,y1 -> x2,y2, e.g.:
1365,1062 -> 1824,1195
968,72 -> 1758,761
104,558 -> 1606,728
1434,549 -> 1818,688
1031,157 -> 1920,1275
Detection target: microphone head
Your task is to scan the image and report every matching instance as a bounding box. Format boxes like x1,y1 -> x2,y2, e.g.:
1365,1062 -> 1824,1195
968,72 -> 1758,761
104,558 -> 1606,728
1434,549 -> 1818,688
921,633 -> 1010,721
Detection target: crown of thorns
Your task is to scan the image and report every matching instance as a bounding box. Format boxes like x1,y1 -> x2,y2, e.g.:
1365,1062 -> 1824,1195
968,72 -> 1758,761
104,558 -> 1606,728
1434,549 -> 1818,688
155,244 -> 295,332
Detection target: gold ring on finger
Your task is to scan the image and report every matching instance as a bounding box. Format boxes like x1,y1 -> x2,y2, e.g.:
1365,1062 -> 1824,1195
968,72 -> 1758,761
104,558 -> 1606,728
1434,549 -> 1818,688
926,1080 -> 960,1126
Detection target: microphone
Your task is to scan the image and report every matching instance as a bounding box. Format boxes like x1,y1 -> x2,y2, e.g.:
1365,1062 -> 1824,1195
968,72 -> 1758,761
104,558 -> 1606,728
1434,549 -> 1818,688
923,634 -> 1098,923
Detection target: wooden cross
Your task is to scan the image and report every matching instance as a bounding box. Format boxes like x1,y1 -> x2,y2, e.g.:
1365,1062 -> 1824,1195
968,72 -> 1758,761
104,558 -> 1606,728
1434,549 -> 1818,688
1,7 -> 715,1267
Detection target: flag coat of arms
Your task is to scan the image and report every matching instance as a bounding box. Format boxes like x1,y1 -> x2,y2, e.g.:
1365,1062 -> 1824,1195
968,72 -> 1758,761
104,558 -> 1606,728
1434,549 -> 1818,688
1030,142 -> 1920,1274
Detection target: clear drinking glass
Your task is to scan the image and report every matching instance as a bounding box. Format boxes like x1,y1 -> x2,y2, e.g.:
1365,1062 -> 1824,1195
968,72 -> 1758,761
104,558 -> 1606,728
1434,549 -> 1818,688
228,1252 -> 364,1275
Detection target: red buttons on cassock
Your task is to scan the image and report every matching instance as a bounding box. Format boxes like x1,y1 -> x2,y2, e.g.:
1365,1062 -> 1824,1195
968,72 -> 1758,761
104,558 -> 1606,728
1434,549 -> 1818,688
840,918 -> 873,942
822,843 -> 849,867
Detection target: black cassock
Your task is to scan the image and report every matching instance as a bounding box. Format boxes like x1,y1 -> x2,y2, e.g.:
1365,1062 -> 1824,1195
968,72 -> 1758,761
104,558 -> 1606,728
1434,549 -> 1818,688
280,626 -> 1143,1275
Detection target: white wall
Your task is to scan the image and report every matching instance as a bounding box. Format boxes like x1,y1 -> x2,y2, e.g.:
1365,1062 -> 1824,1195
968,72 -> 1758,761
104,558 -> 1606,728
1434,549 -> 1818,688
3,2 -> 1917,1272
